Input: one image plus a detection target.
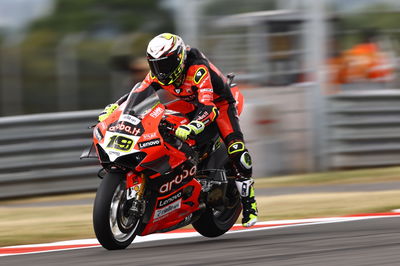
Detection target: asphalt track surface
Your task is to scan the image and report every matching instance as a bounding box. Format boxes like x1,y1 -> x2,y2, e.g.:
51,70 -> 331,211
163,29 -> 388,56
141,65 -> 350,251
2,216 -> 400,266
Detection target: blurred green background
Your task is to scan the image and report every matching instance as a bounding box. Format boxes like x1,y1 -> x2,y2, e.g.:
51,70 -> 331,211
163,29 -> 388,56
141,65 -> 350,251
1,0 -> 400,115
1,0 -> 400,175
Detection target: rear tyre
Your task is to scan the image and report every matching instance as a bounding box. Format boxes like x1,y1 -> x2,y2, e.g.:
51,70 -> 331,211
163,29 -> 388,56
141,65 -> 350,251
192,177 -> 241,237
93,172 -> 141,250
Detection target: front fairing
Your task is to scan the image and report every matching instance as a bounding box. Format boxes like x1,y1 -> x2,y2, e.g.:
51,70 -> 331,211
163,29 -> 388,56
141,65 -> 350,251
98,85 -> 160,162
94,85 -> 187,174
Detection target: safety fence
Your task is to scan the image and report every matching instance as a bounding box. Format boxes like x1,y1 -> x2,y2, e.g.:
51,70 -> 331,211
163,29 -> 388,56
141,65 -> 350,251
325,89 -> 400,168
1,89 -> 400,199
0,96 -> 307,199
0,110 -> 100,199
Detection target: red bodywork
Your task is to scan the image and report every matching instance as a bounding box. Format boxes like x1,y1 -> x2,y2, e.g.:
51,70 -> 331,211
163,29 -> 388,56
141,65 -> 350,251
92,88 -> 203,235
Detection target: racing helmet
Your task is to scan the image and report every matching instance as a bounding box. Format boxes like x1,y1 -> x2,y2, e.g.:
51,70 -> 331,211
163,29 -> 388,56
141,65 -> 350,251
146,33 -> 187,85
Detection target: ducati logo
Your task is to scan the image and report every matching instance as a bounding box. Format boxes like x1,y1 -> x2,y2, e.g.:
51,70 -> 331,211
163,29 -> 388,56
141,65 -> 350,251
174,88 -> 182,94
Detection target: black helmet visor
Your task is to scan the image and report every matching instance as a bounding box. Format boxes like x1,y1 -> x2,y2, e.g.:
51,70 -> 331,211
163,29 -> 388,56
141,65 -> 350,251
148,53 -> 180,84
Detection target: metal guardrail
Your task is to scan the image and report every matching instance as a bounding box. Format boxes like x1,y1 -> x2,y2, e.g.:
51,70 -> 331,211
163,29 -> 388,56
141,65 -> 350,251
326,90 -> 400,169
2,89 -> 399,199
0,110 -> 101,199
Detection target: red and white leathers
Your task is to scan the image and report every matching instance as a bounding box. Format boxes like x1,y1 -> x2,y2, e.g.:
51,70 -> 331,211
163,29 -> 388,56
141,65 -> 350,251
132,47 -> 252,178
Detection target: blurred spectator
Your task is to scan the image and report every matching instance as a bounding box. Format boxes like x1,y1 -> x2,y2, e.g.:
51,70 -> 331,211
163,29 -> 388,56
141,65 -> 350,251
129,57 -> 149,84
110,55 -> 149,84
329,29 -> 395,91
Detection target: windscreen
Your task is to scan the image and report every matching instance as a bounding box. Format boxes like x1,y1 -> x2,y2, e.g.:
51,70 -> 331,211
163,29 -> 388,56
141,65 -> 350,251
123,85 -> 160,117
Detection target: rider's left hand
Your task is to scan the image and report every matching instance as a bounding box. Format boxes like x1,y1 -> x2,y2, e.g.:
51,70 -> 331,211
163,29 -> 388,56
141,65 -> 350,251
98,103 -> 119,122
175,120 -> 205,140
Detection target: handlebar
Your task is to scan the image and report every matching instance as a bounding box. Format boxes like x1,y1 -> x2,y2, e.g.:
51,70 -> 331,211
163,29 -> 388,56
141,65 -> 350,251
159,118 -> 175,133
159,118 -> 198,163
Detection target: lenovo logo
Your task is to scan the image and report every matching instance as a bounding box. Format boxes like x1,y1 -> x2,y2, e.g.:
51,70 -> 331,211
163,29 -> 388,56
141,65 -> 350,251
157,191 -> 182,208
138,138 -> 161,149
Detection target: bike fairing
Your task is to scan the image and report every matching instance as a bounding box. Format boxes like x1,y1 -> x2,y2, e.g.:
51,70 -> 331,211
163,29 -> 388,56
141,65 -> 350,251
95,86 -> 198,222
91,85 -> 241,249
96,86 -> 187,172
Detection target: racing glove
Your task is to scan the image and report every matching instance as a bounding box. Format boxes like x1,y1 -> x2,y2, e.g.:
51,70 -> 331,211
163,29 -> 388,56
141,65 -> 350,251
98,103 -> 119,122
175,120 -> 205,141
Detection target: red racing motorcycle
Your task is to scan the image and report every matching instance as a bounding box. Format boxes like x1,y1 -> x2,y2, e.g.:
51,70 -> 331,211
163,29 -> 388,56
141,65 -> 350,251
82,83 -> 241,250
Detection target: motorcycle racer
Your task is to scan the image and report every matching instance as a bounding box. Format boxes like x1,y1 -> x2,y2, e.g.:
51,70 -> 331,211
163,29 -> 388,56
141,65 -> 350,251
99,33 -> 258,227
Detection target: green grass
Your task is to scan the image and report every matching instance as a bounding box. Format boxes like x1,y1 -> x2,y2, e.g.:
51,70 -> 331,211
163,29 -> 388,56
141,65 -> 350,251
257,190 -> 400,221
1,166 -> 400,247
255,166 -> 400,188
0,205 -> 94,247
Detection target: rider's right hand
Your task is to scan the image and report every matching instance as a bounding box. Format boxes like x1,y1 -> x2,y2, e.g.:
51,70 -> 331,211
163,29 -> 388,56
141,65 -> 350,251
175,120 -> 205,141
98,103 -> 119,122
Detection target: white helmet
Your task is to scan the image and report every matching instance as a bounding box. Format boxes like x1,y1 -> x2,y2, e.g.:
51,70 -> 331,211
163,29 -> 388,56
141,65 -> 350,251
146,33 -> 187,85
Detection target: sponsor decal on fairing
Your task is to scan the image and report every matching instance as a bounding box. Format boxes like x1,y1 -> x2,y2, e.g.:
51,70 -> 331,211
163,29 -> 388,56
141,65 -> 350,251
108,122 -> 141,136
157,191 -> 183,208
108,150 -> 121,157
142,132 -> 158,140
120,114 -> 141,125
150,106 -> 163,118
127,184 -> 141,200
159,166 -> 197,193
138,138 -> 161,149
153,199 -> 182,219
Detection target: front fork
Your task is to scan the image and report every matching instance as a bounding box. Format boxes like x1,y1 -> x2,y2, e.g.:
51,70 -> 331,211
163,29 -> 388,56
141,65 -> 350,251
126,171 -> 146,217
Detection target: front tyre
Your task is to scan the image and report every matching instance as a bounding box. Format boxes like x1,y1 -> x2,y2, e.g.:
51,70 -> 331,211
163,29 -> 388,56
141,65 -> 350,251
192,178 -> 241,237
93,172 -> 140,250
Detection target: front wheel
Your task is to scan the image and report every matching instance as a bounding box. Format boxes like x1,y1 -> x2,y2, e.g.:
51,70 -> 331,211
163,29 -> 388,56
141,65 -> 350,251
93,172 -> 141,250
192,178 -> 241,237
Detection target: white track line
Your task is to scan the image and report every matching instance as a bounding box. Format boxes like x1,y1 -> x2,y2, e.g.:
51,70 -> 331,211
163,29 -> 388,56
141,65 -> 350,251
1,213 -> 400,257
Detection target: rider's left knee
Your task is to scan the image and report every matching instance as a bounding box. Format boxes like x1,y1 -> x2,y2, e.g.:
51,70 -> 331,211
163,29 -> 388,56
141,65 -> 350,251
227,140 -> 253,178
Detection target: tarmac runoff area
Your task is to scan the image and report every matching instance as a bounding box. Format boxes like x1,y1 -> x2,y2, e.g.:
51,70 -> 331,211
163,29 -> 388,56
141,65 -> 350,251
1,212 -> 400,257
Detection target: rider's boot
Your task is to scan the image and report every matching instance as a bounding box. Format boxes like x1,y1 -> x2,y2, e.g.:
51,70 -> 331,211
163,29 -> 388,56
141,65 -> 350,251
235,177 -> 258,227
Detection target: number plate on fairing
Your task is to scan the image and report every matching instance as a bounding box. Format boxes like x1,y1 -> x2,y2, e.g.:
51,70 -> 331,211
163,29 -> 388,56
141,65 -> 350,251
99,132 -> 140,162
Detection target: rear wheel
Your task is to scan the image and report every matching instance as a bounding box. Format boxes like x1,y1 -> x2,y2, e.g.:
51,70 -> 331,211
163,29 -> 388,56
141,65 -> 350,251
93,172 -> 141,250
192,177 -> 241,237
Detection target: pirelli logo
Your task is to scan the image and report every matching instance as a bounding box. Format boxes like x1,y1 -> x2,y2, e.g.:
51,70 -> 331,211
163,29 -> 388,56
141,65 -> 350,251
194,67 -> 207,84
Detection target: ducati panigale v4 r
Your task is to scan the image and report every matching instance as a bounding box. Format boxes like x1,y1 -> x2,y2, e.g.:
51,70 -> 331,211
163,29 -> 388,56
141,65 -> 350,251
81,83 -> 242,250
